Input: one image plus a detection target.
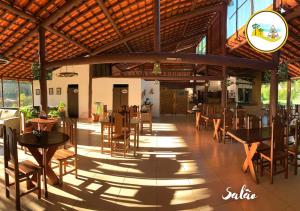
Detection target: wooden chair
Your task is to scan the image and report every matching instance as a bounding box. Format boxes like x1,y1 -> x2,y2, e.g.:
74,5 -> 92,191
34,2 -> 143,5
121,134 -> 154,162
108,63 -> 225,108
288,119 -> 300,175
111,113 -> 130,157
235,109 -> 246,129
260,115 -> 289,184
20,112 -> 33,153
3,126 -> 41,210
52,118 -> 77,185
219,109 -> 234,144
141,112 -> 152,133
129,105 -> 139,118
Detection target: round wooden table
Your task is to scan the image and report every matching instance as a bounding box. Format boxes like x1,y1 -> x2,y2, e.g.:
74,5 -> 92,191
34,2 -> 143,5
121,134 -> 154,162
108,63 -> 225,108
30,118 -> 59,131
19,131 -> 69,197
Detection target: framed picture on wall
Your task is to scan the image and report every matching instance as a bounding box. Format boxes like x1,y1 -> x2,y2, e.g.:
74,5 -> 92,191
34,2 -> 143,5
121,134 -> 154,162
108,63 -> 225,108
36,89 -> 40,95
56,88 -> 61,95
49,88 -> 54,95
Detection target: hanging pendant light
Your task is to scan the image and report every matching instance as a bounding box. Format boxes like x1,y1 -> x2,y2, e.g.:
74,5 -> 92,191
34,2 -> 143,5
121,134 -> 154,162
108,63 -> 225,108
152,62 -> 162,75
0,55 -> 9,65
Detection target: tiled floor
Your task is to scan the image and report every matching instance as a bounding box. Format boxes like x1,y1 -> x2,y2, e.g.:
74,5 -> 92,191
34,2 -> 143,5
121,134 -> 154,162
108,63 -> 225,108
0,116 -> 299,211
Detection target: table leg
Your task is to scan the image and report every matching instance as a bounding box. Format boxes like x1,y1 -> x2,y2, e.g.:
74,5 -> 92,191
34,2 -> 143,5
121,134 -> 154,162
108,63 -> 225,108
137,123 -> 140,148
242,143 -> 259,183
134,125 -> 137,156
213,119 -> 221,142
42,148 -> 48,198
101,124 -> 104,153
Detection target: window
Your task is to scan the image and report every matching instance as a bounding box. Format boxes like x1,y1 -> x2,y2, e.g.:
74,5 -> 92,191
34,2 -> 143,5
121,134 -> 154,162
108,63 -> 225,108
261,80 -> 300,105
3,80 -> 19,108
196,36 -> 206,55
19,81 -> 33,107
227,0 -> 273,38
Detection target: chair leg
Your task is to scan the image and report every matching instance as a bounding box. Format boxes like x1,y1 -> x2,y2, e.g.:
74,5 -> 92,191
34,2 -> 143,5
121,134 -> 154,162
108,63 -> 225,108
5,172 -> 10,198
15,176 -> 21,211
294,155 -> 298,175
74,158 -> 78,179
37,171 -> 41,199
270,161 -> 274,184
285,158 -> 288,179
59,161 -> 63,186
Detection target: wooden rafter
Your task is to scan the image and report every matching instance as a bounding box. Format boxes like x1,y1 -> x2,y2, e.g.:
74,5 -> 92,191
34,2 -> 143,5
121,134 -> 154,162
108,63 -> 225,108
91,3 -> 223,55
3,0 -> 91,57
95,0 -> 132,52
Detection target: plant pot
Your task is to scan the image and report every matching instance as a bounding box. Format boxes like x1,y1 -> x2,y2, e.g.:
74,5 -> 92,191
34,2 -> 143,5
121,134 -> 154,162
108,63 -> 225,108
92,114 -> 100,122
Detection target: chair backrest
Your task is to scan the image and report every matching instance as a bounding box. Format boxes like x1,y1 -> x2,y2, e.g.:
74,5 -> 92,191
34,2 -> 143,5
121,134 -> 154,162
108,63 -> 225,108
246,115 -> 261,129
3,126 -> 19,176
129,106 -> 139,118
223,109 -> 234,128
235,109 -> 246,129
271,115 -> 287,157
63,118 -> 77,153
20,112 -> 26,134
114,113 -> 126,135
295,120 -> 300,153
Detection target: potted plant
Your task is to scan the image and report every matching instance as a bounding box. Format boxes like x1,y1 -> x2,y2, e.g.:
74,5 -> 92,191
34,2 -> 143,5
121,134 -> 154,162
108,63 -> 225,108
57,101 -> 66,118
92,102 -> 102,122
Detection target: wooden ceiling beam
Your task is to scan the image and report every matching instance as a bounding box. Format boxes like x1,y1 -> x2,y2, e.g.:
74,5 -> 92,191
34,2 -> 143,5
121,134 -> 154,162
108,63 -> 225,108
91,3 -> 223,55
95,0 -> 132,52
45,52 -> 275,70
109,75 -> 223,81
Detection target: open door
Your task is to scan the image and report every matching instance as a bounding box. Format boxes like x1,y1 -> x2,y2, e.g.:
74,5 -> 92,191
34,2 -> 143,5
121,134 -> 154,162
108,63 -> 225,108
113,84 -> 128,111
68,84 -> 79,118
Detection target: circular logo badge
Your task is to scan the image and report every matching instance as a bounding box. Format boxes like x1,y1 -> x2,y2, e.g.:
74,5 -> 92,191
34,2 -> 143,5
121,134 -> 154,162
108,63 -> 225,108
245,10 -> 288,53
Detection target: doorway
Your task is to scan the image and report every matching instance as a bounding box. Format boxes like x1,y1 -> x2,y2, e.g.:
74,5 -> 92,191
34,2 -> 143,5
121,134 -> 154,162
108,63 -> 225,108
113,84 -> 129,111
160,87 -> 188,115
67,84 -> 79,118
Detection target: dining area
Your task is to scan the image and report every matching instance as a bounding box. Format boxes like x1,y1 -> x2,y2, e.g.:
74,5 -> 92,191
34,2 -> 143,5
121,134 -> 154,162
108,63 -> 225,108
195,103 -> 300,185
0,103 -> 154,210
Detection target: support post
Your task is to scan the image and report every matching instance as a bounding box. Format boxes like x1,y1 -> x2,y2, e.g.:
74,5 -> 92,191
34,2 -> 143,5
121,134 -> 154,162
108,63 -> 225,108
154,0 -> 160,52
270,52 -> 280,121
38,26 -> 47,112
221,3 -> 227,110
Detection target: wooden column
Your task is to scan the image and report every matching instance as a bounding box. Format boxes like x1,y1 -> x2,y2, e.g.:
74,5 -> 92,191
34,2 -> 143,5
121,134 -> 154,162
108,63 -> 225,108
221,3 -> 227,109
154,0 -> 160,52
38,26 -> 47,112
88,66 -> 93,118
270,52 -> 279,120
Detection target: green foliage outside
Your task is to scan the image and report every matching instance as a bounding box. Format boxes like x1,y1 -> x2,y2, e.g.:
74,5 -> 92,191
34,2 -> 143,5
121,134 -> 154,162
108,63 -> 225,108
261,80 -> 300,105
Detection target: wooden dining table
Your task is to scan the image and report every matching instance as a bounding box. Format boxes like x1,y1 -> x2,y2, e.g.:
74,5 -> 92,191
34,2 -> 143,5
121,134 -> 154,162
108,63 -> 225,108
19,131 -> 69,197
226,127 -> 271,183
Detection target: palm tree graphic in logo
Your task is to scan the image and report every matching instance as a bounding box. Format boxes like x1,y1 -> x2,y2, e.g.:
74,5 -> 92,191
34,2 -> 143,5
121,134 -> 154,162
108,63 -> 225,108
251,23 -> 281,42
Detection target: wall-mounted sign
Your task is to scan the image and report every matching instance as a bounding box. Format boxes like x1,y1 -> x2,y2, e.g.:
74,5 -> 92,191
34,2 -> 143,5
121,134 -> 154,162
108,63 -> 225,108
121,89 -> 128,94
245,10 -> 288,53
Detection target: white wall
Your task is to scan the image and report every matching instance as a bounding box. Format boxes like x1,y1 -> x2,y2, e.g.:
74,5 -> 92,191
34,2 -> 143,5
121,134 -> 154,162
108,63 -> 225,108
92,77 -> 143,113
33,66 -> 161,118
141,80 -> 160,117
33,65 -> 90,118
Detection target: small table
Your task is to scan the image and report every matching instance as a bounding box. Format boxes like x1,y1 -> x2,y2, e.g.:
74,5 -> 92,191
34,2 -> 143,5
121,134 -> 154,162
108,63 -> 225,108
130,118 -> 140,156
19,131 -> 69,197
30,118 -> 59,131
227,128 -> 271,183
100,119 -> 113,153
